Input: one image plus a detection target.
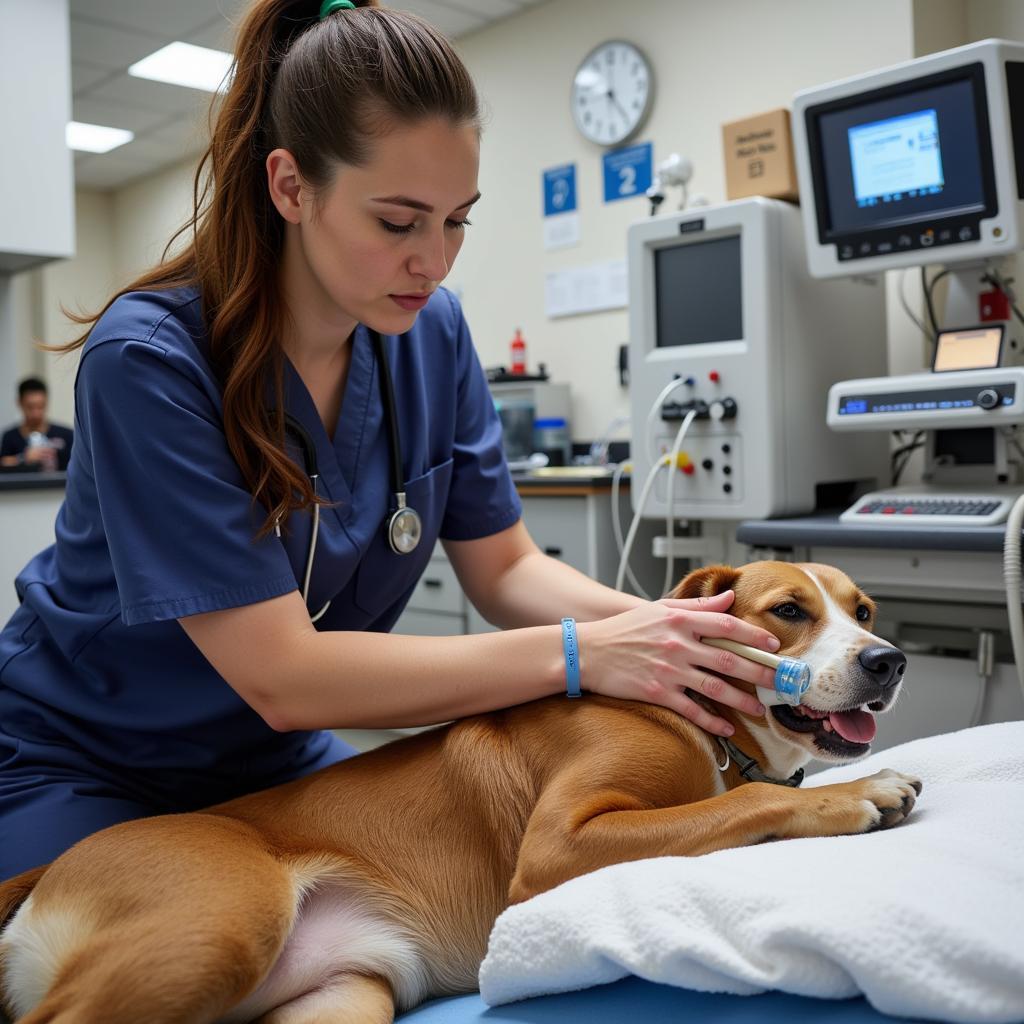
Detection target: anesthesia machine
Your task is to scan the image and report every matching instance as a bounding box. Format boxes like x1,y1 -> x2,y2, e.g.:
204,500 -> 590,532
627,196 -> 889,522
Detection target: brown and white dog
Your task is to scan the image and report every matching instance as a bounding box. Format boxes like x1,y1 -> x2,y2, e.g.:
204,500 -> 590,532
0,561 -> 921,1024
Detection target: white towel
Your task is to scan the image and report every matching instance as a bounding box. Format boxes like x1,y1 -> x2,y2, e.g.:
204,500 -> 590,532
479,721 -> 1024,1022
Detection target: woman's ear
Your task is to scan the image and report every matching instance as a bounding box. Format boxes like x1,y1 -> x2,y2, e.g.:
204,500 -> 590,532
670,564 -> 739,600
266,148 -> 306,225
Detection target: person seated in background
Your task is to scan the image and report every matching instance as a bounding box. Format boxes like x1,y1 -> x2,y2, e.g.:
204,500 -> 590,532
0,377 -> 74,472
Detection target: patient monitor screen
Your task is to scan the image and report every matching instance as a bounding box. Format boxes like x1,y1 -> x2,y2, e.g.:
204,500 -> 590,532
654,235 -> 742,347
933,326 -> 1004,371
813,70 -> 991,238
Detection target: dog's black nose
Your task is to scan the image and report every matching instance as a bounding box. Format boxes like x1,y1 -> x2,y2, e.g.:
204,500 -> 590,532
858,646 -> 907,689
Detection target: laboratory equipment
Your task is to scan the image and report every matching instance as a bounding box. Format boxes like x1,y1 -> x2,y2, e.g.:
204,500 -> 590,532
490,380 -> 571,460
627,196 -> 889,521
533,418 -> 572,466
494,399 -> 535,462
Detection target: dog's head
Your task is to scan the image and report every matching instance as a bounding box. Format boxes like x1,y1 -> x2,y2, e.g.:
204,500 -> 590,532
675,561 -> 906,764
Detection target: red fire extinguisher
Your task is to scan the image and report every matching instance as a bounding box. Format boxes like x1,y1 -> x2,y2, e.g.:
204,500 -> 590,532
510,328 -> 526,375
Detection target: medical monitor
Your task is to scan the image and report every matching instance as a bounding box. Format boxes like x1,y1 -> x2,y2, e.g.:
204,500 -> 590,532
792,39 -> 1024,278
628,197 -> 889,520
932,325 -> 1005,372
654,235 -> 742,347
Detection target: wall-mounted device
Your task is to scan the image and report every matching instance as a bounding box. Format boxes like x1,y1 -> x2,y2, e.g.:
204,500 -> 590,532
795,39 -> 1024,526
792,38 -> 1024,280
627,197 -> 888,520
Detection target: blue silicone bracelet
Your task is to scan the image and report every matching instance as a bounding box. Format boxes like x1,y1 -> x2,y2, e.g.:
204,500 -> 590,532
561,617 -> 581,698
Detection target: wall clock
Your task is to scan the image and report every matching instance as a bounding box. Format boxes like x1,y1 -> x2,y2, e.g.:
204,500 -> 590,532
571,40 -> 654,147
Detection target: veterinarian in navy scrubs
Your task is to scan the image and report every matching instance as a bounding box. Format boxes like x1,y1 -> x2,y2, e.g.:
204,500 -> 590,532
0,0 -> 781,881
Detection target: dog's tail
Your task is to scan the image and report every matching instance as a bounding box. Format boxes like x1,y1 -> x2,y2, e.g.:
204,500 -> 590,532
0,864 -> 48,935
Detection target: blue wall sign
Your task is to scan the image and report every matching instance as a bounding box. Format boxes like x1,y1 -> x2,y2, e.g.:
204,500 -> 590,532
543,163 -> 577,216
602,142 -> 652,203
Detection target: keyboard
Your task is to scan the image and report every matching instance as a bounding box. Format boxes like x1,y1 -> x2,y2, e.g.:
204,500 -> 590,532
840,492 -> 1017,526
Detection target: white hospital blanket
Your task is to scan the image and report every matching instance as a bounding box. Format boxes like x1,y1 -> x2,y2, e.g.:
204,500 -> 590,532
479,721 -> 1024,1022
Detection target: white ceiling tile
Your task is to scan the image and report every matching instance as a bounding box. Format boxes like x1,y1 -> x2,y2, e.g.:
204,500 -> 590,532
70,0 -> 228,40
73,152 -> 161,191
73,96 -> 173,134
86,73 -> 217,117
116,133 -> 205,163
184,17 -> 240,52
69,15 -> 165,70
434,0 -> 521,18
393,0 -> 487,37
72,61 -> 115,95
145,115 -> 210,150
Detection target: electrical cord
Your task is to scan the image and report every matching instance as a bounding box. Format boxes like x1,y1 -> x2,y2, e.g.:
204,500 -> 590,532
1001,492 -> 1024,705
645,377 -> 688,463
890,430 -> 926,486
610,460 -> 652,599
922,267 -> 951,350
616,450 -> 694,595
899,269 -> 932,343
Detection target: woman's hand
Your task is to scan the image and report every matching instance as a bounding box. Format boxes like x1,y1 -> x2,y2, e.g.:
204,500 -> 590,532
576,591 -> 779,737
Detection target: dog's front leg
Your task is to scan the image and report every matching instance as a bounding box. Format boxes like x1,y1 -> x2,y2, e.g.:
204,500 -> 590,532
508,767 -> 921,903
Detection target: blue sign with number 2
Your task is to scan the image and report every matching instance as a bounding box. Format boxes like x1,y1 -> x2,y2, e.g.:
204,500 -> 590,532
602,142 -> 652,203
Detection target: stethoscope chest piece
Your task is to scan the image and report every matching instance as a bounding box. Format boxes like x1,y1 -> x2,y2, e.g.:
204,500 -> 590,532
387,498 -> 422,555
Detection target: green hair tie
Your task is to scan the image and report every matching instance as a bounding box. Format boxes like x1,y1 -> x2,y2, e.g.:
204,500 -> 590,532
320,0 -> 356,17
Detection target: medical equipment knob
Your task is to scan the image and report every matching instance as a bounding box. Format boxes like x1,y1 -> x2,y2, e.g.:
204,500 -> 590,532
709,397 -> 738,421
977,388 -> 1000,410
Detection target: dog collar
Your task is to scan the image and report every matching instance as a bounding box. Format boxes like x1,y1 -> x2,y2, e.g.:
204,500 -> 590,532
716,737 -> 805,788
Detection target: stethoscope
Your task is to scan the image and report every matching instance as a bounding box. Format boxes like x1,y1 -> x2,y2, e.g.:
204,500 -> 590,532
280,330 -> 422,623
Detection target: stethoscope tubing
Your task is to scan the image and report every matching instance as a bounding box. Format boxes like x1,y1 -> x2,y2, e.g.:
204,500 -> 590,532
280,328 -> 421,622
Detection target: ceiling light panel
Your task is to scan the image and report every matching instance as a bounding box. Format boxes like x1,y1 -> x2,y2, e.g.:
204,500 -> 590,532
128,41 -> 234,93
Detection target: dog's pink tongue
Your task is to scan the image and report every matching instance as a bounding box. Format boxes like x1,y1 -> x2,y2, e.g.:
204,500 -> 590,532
828,709 -> 876,743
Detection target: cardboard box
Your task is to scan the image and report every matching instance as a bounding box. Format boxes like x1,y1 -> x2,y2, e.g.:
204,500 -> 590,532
722,107 -> 799,203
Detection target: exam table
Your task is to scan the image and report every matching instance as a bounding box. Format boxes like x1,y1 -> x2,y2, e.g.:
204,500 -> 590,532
398,976 -> 928,1022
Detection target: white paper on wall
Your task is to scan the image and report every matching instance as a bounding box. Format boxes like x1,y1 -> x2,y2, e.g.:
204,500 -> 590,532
544,259 -> 627,318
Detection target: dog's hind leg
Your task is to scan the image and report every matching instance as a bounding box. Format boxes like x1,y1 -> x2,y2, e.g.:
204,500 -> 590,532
6,815 -> 301,1024
255,973 -> 395,1024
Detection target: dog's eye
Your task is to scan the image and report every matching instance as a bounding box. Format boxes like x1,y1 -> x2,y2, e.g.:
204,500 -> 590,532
856,604 -> 871,622
772,603 -> 805,621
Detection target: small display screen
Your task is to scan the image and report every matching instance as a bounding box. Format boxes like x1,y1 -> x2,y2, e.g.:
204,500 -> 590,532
654,235 -> 742,347
837,382 -> 1015,415
933,325 -> 1004,371
849,109 -> 944,206
814,71 -> 989,237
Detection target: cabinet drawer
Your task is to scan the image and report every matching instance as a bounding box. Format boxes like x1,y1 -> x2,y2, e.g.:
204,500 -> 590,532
520,496 -> 592,575
408,557 -> 465,615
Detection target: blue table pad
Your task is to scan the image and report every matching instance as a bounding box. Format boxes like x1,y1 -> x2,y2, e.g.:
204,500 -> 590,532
398,976 -> 930,1023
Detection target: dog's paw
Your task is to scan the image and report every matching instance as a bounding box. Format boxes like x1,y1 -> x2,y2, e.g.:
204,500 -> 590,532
797,768 -> 923,838
844,768 -> 923,832
860,768 -> 922,830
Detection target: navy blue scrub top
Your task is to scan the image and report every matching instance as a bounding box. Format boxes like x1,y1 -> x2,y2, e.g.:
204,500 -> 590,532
0,285 -> 521,788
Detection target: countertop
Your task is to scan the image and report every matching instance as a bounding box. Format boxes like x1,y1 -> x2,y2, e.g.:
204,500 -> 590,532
0,470 -> 67,492
737,511 -> 1012,553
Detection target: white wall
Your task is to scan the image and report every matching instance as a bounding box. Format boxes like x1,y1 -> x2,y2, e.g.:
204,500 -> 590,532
22,0 -> 1024,441
6,190 -> 117,427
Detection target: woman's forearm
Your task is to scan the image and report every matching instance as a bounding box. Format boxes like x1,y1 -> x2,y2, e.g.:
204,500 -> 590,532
273,624 -> 568,731
477,549 -> 646,629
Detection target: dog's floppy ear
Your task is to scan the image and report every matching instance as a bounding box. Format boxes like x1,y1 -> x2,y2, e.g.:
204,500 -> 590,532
671,564 -> 739,600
